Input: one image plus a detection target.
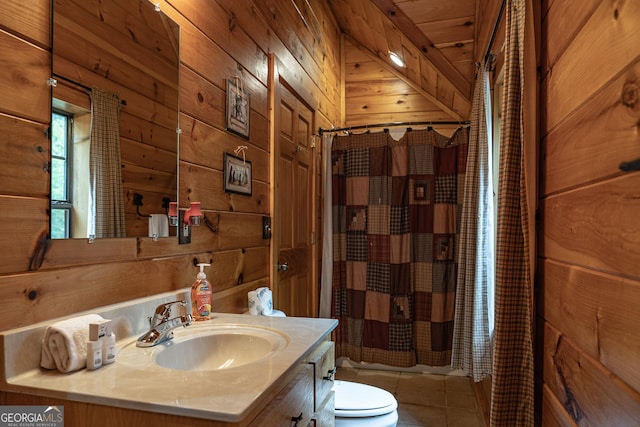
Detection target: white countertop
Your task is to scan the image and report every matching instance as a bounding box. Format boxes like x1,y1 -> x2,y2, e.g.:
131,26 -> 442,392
0,292 -> 337,422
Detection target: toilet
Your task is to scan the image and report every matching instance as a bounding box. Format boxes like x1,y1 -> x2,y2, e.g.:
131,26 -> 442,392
333,380 -> 398,426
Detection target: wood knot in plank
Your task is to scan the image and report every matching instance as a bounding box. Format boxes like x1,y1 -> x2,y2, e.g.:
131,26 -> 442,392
229,12 -> 237,31
622,82 -> 638,108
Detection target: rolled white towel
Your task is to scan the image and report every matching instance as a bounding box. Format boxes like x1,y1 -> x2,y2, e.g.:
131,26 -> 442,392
41,314 -> 104,373
248,287 -> 273,315
265,309 -> 286,317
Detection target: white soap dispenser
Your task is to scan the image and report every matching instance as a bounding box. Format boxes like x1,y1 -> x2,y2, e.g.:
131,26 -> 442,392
190,263 -> 212,321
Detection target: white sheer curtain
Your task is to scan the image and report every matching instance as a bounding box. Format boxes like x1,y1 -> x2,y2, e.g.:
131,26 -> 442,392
319,132 -> 334,318
451,59 -> 495,381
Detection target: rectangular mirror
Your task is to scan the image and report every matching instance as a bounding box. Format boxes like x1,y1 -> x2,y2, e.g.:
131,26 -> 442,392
51,0 -> 180,239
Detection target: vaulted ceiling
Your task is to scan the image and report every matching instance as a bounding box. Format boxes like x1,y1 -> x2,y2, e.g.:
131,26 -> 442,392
326,0 -> 504,132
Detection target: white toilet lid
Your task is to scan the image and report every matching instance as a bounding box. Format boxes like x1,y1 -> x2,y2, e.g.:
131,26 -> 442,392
333,380 -> 398,417
335,410 -> 398,427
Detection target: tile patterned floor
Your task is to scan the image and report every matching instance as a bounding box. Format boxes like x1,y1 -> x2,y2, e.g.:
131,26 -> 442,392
335,367 -> 486,427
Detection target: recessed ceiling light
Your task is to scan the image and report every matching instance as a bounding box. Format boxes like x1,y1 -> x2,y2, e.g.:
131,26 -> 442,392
389,51 -> 405,67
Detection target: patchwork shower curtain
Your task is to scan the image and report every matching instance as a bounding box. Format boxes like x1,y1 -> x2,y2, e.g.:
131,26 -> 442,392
331,127 -> 469,367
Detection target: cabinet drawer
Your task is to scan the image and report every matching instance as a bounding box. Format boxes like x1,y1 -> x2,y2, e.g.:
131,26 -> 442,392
308,341 -> 335,412
248,364 -> 314,427
313,391 -> 335,427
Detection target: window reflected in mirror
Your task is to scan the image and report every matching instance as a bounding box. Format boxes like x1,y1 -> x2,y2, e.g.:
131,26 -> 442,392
51,92 -> 91,239
50,110 -> 72,238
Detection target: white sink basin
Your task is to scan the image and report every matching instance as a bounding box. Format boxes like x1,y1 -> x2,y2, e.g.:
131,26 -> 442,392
118,323 -> 289,372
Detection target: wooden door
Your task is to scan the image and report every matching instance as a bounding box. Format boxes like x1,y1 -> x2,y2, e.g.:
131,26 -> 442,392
271,58 -> 317,318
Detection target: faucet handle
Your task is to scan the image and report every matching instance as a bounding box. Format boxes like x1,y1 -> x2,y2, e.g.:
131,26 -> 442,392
153,300 -> 187,322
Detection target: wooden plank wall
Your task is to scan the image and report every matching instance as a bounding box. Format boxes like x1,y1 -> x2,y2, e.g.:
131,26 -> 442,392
0,0 -> 340,332
539,0 -> 640,424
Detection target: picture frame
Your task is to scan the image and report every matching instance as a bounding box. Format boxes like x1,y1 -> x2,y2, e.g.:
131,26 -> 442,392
226,79 -> 250,139
223,152 -> 252,196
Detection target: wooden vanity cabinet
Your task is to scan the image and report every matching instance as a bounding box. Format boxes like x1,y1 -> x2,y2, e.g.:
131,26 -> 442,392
309,341 -> 336,426
0,340 -> 337,427
248,339 -> 336,427
247,364 -> 314,427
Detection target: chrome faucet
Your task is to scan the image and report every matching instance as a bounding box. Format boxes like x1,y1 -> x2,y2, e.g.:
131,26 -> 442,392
136,300 -> 192,347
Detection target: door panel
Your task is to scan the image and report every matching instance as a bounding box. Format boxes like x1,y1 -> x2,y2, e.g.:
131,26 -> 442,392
279,157 -> 294,249
296,165 -> 309,247
272,56 -> 317,318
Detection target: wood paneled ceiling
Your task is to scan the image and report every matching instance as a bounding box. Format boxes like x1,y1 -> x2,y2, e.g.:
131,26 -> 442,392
326,0 -> 503,129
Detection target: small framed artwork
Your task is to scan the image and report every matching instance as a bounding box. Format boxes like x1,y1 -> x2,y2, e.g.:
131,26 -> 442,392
226,79 -> 250,139
223,152 -> 252,196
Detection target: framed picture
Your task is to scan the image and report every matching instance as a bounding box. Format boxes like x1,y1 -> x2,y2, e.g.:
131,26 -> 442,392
223,152 -> 252,196
226,79 -> 250,139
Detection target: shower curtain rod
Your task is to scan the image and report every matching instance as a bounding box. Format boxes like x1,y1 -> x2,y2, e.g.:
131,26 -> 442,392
318,120 -> 470,135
